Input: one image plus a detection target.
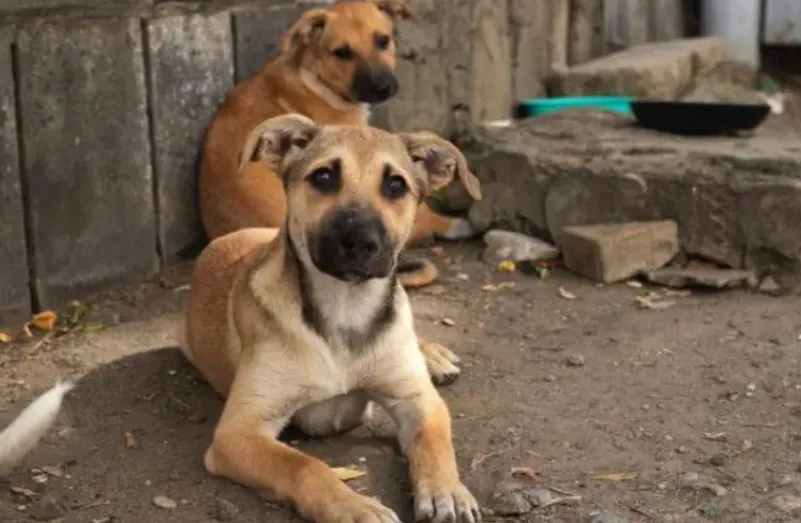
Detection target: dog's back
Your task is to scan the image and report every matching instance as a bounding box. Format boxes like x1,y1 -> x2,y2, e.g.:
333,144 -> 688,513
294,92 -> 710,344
0,380 -> 73,477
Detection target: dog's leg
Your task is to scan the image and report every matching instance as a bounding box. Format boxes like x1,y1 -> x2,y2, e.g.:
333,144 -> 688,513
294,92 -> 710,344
291,391 -> 372,437
375,381 -> 479,523
419,339 -> 461,386
206,394 -> 399,523
407,202 -> 477,247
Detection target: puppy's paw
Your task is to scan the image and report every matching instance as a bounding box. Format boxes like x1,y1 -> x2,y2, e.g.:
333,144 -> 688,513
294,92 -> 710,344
325,492 -> 400,523
414,481 -> 481,523
436,217 -> 478,240
420,342 -> 461,386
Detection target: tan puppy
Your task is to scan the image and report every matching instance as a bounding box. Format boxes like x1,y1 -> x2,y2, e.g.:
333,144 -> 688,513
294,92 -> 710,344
199,0 -> 481,290
181,114 -> 481,523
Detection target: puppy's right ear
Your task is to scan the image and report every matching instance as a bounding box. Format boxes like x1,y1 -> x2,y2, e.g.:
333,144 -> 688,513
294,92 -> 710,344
281,9 -> 331,57
238,114 -> 319,174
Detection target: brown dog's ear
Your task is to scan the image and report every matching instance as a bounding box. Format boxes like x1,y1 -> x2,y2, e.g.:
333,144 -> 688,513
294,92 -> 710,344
368,0 -> 412,21
238,114 -> 320,174
280,9 -> 331,56
400,131 -> 482,200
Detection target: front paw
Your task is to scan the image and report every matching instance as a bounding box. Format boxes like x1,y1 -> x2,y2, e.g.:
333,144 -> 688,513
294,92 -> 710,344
322,492 -> 400,523
414,481 -> 480,523
420,342 -> 461,386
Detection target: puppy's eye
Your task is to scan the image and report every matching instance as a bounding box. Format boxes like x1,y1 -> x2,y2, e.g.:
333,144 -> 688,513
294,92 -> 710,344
375,34 -> 391,50
307,165 -> 341,194
381,173 -> 409,200
333,46 -> 354,60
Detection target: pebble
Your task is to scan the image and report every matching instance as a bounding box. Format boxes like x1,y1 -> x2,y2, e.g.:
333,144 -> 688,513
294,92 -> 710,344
153,495 -> 178,510
481,229 -> 559,266
168,470 -> 181,481
584,510 -> 628,523
213,498 -> 240,521
491,489 -> 531,516
28,494 -> 67,521
772,494 -> 801,513
521,488 -> 554,507
565,354 -> 586,367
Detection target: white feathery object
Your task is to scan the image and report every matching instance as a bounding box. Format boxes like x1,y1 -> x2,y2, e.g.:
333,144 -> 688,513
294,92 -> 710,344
0,380 -> 74,477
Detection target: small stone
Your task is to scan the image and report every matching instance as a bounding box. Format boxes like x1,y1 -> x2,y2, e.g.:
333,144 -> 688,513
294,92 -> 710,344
746,382 -> 756,392
566,354 -> 586,367
759,276 -> 781,294
491,489 -> 531,516
584,510 -> 629,523
168,470 -> 181,481
709,454 -> 727,467
213,498 -> 240,521
772,494 -> 801,513
521,487 -> 554,507
28,494 -> 66,521
645,267 -> 754,289
675,445 -> 688,454
773,474 -> 797,487
678,471 -> 700,487
441,318 -> 456,327
481,229 -> 559,266
153,495 -> 178,510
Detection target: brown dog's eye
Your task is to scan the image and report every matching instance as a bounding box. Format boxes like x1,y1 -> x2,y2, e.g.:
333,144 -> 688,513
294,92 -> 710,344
307,161 -> 341,194
332,46 -> 354,60
375,33 -> 391,50
381,172 -> 408,200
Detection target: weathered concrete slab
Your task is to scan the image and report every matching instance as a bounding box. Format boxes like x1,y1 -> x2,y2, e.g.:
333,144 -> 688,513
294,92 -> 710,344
455,109 -> 801,293
0,30 -> 31,327
146,12 -> 234,260
232,3 -> 305,82
16,18 -> 158,308
549,37 -> 728,100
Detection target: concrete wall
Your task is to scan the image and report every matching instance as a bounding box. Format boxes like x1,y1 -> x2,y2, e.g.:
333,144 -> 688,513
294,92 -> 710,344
0,0 -> 682,326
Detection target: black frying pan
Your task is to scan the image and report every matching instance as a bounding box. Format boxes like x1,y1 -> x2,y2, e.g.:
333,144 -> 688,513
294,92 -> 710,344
630,100 -> 771,136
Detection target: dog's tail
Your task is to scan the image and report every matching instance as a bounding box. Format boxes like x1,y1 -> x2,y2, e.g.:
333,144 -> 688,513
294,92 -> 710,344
398,257 -> 439,289
0,380 -> 73,477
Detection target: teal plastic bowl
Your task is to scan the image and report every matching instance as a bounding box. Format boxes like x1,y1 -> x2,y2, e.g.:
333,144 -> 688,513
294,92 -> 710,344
518,96 -> 634,117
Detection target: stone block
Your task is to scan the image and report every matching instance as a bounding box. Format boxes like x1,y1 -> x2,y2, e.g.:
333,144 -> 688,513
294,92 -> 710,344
0,29 -> 31,326
558,221 -> 679,283
232,3 -> 305,83
146,12 -> 234,260
549,37 -> 728,100
16,18 -> 157,308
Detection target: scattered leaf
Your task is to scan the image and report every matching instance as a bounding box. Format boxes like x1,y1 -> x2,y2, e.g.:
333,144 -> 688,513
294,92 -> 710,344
67,300 -> 89,326
333,466 -> 367,482
124,431 -> 137,449
626,280 -> 643,289
635,294 -> 676,310
664,289 -> 692,298
497,260 -> 516,272
40,465 -> 63,478
81,324 -> 105,334
509,466 -> 539,480
441,318 -> 456,327
556,286 -> 577,301
0,331 -> 10,343
19,324 -> 33,339
482,282 -> 516,292
591,472 -> 637,482
430,246 -> 446,257
31,310 -> 58,332
10,486 -> 37,499
703,432 -> 728,441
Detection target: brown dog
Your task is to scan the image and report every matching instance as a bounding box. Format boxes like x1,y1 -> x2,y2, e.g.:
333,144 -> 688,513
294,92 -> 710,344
198,0 -> 482,290
180,114 -> 481,523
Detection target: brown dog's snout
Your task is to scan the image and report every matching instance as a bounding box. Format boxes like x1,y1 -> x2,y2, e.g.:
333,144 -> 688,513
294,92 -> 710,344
352,66 -> 398,104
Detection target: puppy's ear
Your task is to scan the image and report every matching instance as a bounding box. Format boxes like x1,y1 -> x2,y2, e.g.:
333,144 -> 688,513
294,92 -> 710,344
400,131 -> 482,200
369,0 -> 412,21
281,9 -> 331,56
238,114 -> 319,174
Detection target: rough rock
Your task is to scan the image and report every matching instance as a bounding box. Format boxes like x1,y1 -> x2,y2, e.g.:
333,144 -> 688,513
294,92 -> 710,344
152,495 -> 178,510
146,12 -> 234,260
491,488 -> 531,516
481,229 -> 559,265
232,3 -> 306,83
771,494 -> 801,513
0,29 -> 31,327
16,18 -> 158,308
213,498 -> 240,521
559,221 -> 679,283
28,493 -> 67,521
549,37 -> 728,100
645,267 -> 755,289
455,110 -> 801,293
584,511 -> 628,523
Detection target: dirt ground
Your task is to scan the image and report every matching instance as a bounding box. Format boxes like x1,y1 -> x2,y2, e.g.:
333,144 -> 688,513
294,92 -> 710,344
1,242 -> 801,523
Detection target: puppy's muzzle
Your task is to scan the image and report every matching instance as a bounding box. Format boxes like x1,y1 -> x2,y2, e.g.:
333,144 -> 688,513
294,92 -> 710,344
352,66 -> 398,104
311,206 -> 395,283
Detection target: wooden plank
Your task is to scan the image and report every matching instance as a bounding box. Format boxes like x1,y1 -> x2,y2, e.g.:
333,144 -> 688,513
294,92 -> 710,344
602,0 -> 649,51
649,0 -> 683,41
510,0 -> 551,99
763,0 -> 801,45
568,0 -> 603,65
549,0 -> 570,68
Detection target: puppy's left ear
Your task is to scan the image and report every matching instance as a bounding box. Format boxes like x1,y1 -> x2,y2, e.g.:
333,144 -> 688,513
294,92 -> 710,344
400,131 -> 482,200
238,114 -> 320,174
368,0 -> 412,21
281,9 -> 331,57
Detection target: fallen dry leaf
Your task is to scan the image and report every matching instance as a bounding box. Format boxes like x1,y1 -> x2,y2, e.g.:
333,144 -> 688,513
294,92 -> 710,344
663,289 -> 692,298
10,485 -> 37,498
430,246 -> 446,257
332,466 -> 367,482
441,318 -> 456,327
81,324 -> 105,334
704,432 -> 728,441
556,286 -> 577,301
591,472 -> 637,482
509,466 -> 539,480
19,323 -> 33,339
0,331 -> 10,343
497,260 -> 516,272
124,431 -> 137,449
482,282 -> 516,292
635,294 -> 676,310
40,465 -> 63,478
31,310 -> 58,332
67,300 -> 89,326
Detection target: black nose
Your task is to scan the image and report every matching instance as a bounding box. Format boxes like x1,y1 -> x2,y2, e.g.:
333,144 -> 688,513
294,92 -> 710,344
352,67 -> 398,103
372,71 -> 397,99
340,229 -> 380,260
